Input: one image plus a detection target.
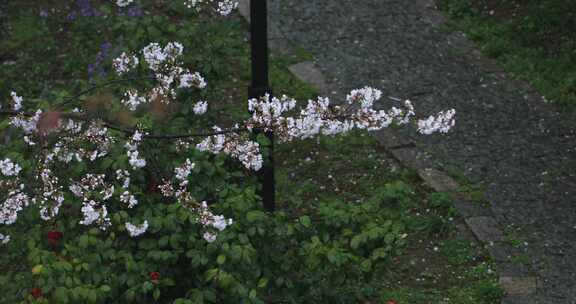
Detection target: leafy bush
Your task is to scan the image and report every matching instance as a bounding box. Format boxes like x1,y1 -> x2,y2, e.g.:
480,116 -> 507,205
1,174 -> 412,303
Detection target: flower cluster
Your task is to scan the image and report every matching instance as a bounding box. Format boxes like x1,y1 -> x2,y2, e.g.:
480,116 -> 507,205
215,0 -> 238,16
125,130 -> 146,169
197,127 -> 263,171
69,174 -> 114,230
174,158 -> 195,188
0,191 -> 29,225
125,220 -> 148,237
0,159 -> 29,226
244,91 -> 430,145
112,42 -> 207,111
417,109 -> 457,135
197,201 -> 233,243
156,160 -> 232,242
0,233 -> 9,245
10,92 -> 22,111
193,101 -> 208,114
10,110 -> 42,136
115,0 -> 238,16
0,159 -> 21,177
116,169 -> 139,208
183,0 -> 238,16
121,89 -> 147,111
113,52 -> 139,75
36,168 -> 65,221
116,0 -> 134,8
43,121 -> 112,163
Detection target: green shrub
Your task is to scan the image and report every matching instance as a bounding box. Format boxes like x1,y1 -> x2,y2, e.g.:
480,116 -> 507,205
1,176 -> 412,303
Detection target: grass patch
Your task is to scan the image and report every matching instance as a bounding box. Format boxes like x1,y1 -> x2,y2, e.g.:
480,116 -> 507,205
437,0 -> 576,107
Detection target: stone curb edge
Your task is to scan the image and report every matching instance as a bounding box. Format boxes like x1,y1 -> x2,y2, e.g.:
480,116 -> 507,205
237,1 -> 538,302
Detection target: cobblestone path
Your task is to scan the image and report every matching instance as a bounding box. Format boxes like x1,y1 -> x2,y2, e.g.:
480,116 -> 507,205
268,0 -> 576,302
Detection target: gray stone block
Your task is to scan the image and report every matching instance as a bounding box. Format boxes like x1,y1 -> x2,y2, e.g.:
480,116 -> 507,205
288,61 -> 329,93
237,0 -> 249,22
388,147 -> 432,171
465,216 -> 504,242
371,128 -> 414,150
499,276 -> 538,295
418,168 -> 460,192
495,261 -> 532,277
453,200 -> 491,218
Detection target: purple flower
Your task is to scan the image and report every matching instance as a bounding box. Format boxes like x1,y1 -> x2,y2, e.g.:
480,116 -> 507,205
118,3 -> 144,17
126,6 -> 144,17
88,42 -> 114,82
67,0 -> 103,20
77,0 -> 97,17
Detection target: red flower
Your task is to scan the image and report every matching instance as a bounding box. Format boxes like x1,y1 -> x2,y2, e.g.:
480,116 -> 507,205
31,287 -> 43,299
47,231 -> 63,247
150,271 -> 160,283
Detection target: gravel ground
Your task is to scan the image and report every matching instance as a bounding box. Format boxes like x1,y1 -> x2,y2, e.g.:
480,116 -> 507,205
269,0 -> 576,302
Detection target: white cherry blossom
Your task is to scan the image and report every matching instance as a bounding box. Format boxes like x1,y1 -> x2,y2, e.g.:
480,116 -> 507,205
126,220 -> 149,237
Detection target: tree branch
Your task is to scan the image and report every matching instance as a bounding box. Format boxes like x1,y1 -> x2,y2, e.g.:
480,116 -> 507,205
0,110 -> 246,139
59,76 -> 157,107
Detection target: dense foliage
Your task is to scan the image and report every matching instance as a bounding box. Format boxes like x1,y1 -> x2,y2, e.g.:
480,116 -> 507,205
1,170 -> 415,303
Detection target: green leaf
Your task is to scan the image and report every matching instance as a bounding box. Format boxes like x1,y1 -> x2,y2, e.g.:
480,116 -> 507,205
384,233 -> 396,245
205,268 -> 218,282
299,216 -> 311,228
350,235 -> 362,250
125,289 -> 135,301
53,287 -> 69,303
100,285 -> 111,293
142,281 -> 154,292
257,277 -> 269,288
78,235 -> 89,248
246,210 -> 266,223
87,289 -> 97,303
170,234 -> 182,248
360,259 -> 372,272
216,254 -> 226,265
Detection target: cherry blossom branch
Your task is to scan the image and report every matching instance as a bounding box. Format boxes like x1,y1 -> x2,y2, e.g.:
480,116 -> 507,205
0,41 -> 455,245
60,76 -> 156,106
0,109 -> 246,139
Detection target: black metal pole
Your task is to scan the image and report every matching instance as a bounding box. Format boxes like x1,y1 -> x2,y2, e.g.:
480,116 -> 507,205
248,0 -> 275,212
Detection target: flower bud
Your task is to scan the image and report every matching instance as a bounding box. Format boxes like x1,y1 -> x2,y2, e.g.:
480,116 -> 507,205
47,230 -> 64,247
31,287 -> 43,299
150,271 -> 160,284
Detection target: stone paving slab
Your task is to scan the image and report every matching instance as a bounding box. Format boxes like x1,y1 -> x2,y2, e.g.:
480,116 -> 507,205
499,276 -> 538,295
465,216 -> 504,242
418,167 -> 460,192
288,61 -> 330,93
453,200 -> 492,218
